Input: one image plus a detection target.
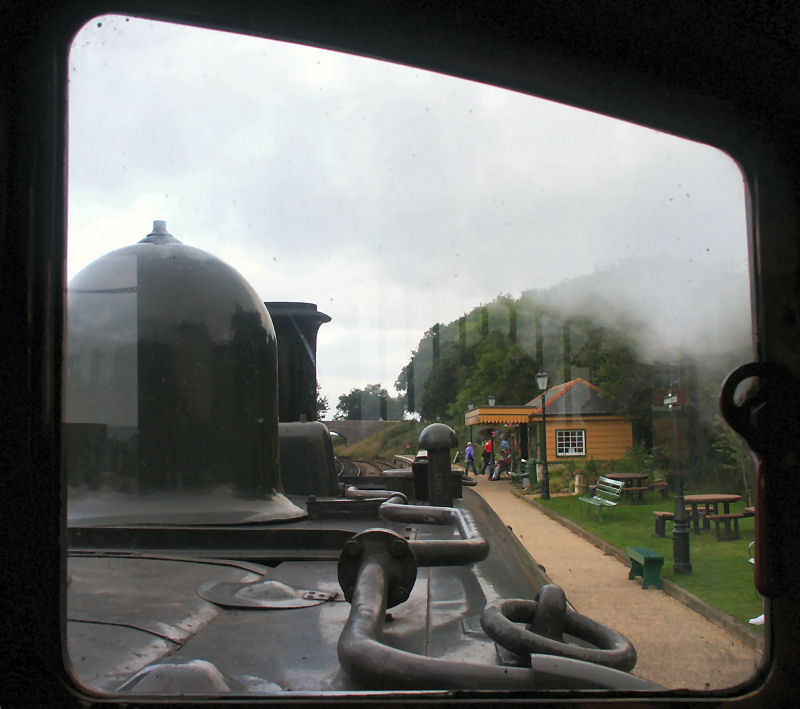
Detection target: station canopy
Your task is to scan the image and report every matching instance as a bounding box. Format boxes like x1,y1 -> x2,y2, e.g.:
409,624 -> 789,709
464,406 -> 534,425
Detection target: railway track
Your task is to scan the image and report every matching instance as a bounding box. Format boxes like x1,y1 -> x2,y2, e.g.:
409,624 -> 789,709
336,456 -> 394,482
336,457 -> 394,479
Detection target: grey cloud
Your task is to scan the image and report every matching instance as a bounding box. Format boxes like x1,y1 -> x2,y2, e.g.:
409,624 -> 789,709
67,15 -> 751,404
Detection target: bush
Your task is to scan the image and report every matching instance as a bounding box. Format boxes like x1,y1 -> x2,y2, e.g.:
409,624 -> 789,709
548,473 -> 567,492
582,457 -> 601,485
603,443 -> 673,487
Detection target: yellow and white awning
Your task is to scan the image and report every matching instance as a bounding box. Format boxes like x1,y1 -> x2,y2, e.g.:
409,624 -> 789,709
465,406 -> 533,425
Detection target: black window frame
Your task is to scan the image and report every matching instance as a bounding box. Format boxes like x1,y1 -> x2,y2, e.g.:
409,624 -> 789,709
4,1 -> 800,706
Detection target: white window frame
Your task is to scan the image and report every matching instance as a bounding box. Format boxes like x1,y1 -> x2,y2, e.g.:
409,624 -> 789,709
555,429 -> 586,457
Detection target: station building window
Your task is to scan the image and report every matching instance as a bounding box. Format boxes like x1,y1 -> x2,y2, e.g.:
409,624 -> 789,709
556,429 -> 585,457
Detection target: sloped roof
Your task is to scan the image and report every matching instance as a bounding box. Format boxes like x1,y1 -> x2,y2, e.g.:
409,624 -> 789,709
525,378 -> 619,416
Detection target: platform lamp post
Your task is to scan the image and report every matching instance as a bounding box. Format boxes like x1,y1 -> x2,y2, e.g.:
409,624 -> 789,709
666,386 -> 691,574
467,401 -> 474,445
536,369 -> 550,500
487,395 -> 496,466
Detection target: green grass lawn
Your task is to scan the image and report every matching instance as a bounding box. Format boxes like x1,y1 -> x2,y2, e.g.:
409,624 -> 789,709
532,491 -> 763,631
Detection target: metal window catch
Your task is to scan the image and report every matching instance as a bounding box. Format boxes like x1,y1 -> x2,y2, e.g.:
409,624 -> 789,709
720,362 -> 800,597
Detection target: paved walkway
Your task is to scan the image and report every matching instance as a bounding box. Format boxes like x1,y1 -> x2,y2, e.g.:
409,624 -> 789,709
471,475 -> 763,690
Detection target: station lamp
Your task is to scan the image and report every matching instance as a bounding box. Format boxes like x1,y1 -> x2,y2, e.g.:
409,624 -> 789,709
536,369 -> 550,500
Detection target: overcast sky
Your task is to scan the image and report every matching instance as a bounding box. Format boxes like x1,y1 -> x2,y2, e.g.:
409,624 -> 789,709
67,15 -> 751,411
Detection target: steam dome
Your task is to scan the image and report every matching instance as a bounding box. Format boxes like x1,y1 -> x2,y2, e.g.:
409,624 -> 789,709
64,221 -> 305,524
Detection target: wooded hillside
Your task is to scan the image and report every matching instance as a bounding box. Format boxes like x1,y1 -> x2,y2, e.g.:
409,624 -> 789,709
392,261 -> 752,493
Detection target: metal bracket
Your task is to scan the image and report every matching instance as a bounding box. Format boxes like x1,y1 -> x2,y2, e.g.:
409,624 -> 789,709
480,585 -> 637,671
337,528 -> 417,607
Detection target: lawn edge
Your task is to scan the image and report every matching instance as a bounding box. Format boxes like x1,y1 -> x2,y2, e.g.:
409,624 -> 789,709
511,489 -> 765,653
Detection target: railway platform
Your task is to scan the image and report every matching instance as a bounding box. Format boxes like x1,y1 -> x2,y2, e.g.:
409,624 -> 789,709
470,475 -> 762,690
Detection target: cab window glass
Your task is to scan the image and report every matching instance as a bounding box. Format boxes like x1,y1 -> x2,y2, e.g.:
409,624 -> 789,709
66,14 -> 759,697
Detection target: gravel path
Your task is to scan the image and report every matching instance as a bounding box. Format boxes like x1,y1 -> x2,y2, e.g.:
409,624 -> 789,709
471,475 -> 762,689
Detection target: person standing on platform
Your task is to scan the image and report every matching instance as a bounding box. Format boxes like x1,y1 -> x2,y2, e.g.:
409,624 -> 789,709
464,441 -> 477,476
482,438 -> 493,475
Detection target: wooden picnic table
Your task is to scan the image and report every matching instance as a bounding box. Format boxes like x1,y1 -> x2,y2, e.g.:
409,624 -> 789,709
683,493 -> 743,540
605,472 -> 650,503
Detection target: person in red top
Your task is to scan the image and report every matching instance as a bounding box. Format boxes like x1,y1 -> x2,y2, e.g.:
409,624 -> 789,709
481,438 -> 493,475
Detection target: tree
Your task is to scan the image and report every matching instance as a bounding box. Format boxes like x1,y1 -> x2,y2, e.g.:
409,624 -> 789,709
316,382 -> 329,419
395,358 -> 415,412
395,284 -> 749,479
419,349 -> 462,421
464,331 -> 540,405
335,383 -> 390,420
588,327 -> 657,447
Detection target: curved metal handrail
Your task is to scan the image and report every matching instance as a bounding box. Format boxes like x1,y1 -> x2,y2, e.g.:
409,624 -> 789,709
337,550 -> 660,691
378,499 -> 488,566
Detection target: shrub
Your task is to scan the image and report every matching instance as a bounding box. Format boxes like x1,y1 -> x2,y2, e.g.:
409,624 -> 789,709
582,457 -> 601,484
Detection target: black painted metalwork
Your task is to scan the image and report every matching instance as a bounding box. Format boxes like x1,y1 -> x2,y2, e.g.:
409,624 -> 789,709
665,371 -> 691,575
419,422 -> 458,507
720,362 -> 800,597
537,370 -> 551,500
279,420 -> 339,496
337,528 -> 418,606
198,578 -> 336,609
265,302 -> 330,422
379,499 -> 488,567
64,222 -> 303,525
336,551 -> 656,690
480,585 -> 637,671
67,525 -> 355,562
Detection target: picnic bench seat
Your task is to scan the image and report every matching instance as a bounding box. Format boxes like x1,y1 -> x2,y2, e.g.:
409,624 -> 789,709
624,486 -> 649,503
653,511 -> 673,537
704,512 -> 745,540
652,508 -> 696,537
650,480 -> 669,499
579,476 -> 624,520
627,546 -> 664,589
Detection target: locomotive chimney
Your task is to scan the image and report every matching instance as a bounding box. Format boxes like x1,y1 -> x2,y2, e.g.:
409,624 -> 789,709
264,302 -> 330,422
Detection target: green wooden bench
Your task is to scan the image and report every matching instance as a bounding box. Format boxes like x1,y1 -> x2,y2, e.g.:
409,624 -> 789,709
578,476 -> 624,520
509,459 -> 529,489
509,470 -> 527,488
627,546 -> 664,589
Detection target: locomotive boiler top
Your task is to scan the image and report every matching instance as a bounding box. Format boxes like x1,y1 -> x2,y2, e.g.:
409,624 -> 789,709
64,220 -> 304,525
